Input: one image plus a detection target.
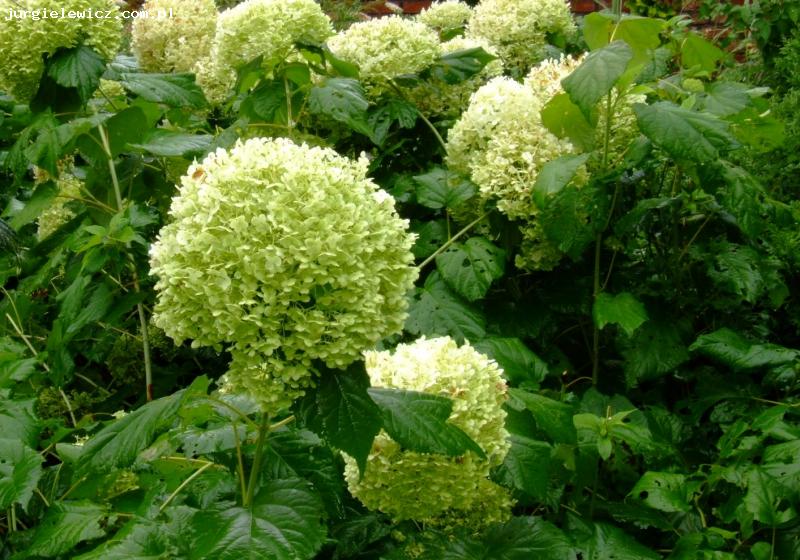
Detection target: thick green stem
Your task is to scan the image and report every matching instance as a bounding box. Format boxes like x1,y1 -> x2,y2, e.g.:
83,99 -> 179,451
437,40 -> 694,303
244,414 -> 270,508
418,211 -> 491,270
592,234 -> 602,386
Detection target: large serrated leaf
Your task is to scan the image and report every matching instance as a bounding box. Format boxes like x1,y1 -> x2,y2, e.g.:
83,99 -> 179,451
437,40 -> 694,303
413,167 -> 477,210
0,439 -> 43,511
435,237 -> 505,301
119,73 -> 207,108
308,77 -> 372,137
74,518 -> 172,559
0,391 -> 40,446
128,130 -> 212,158
25,501 -> 108,557
593,291 -> 648,336
621,318 -> 689,387
509,389 -> 576,444
47,45 -> 106,102
428,47 -> 497,84
495,435 -> 551,499
295,364 -> 382,476
406,271 -> 486,342
472,337 -> 548,385
634,101 -> 737,163
533,153 -> 590,207
629,472 -> 700,513
189,478 -> 326,560
744,468 -> 797,526
367,388 -> 485,458
689,329 -> 798,371
562,41 -> 633,119
480,517 -> 575,560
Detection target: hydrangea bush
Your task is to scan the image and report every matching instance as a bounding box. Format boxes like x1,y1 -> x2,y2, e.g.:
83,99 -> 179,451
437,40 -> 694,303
344,337 -> 512,526
0,0 -> 122,100
149,137 -> 417,410
416,0 -> 474,33
131,0 -> 217,73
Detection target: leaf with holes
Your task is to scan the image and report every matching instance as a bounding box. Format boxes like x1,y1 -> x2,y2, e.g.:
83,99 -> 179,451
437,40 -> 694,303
436,237 -> 505,301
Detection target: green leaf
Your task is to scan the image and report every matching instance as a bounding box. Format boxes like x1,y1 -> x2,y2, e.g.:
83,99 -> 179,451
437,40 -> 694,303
472,337 -> 548,386
119,73 -> 207,108
541,93 -> 596,151
406,271 -> 487,343
540,183 -> 597,259
715,163 -> 766,239
689,329 -> 798,371
621,318 -> 689,387
575,520 -> 661,560
429,47 -> 496,84
533,153 -> 590,207
593,292 -> 648,336
47,45 -> 106,102
25,501 -> 108,557
7,181 -> 58,231
629,472 -> 700,513
367,98 -> 418,146
583,14 -> 666,65
245,80 -> 286,121
189,478 -> 326,560
562,41 -> 633,119
0,439 -> 43,511
308,77 -> 372,137
101,106 -> 150,158
0,393 -> 40,446
634,101 -> 737,163
367,388 -> 485,458
413,167 -> 477,210
699,82 -> 751,117
744,468 -> 797,526
435,237 -> 505,301
128,130 -> 213,158
75,519 -> 172,559
509,389 -> 576,444
495,435 -> 551,499
75,389 -> 185,475
681,32 -> 725,73
476,516 -> 575,560
296,363 -> 382,476
411,219 -> 448,259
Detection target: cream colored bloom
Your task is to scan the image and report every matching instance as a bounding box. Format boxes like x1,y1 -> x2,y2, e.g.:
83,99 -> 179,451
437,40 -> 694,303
131,0 -> 217,73
149,137 -> 417,411
344,337 -> 512,526
0,0 -> 122,101
417,0 -> 473,33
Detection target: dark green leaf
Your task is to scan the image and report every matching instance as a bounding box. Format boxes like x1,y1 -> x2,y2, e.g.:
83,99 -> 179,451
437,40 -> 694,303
634,101 -> 737,162
593,291 -> 648,336
533,153 -> 590,207
479,516 -> 575,560
75,519 -> 171,559
47,46 -> 106,102
7,181 -> 58,231
744,468 -> 797,526
411,220 -> 448,259
562,41 -> 633,119
367,98 -> 418,146
128,130 -> 213,158
367,387 -> 485,458
540,183 -> 597,259
406,271 -> 487,342
699,82 -> 751,116
245,80 -> 286,121
541,93 -> 596,151
495,435 -> 551,499
629,472 -> 700,513
0,392 -> 40,447
621,318 -> 690,387
0,439 -> 43,511
429,47 -> 497,84
575,520 -> 660,560
308,78 -> 372,137
689,329 -> 798,371
509,389 -> 576,444
189,478 -> 326,560
436,237 -> 505,301
413,167 -> 477,210
119,73 -> 207,108
25,501 -> 108,557
473,337 -> 548,385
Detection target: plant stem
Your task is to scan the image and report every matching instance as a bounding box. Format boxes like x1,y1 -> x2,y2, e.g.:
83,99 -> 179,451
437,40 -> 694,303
232,421 -> 248,500
418,210 -> 491,270
98,124 -> 154,401
158,461 -> 213,513
59,388 -> 78,428
244,413 -> 270,508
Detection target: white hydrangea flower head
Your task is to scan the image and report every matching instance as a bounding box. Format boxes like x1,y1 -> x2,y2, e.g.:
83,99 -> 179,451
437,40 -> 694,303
36,173 -> 83,240
417,1 -> 473,33
523,53 -> 585,103
0,0 -> 122,101
344,336 -> 512,524
149,137 -> 418,411
409,36 -> 503,118
327,16 -> 441,94
131,0 -> 217,73
467,0 -> 576,75
197,0 -> 332,104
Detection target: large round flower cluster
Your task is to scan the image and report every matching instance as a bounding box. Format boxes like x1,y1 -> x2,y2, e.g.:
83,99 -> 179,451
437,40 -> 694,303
416,0 -> 473,33
196,0 -> 333,103
0,0 -> 122,101
410,36 -> 503,118
131,0 -> 217,73
149,137 -> 417,411
344,337 -> 512,525
446,56 -> 585,270
35,162 -> 83,240
467,0 -> 575,75
327,16 -> 441,94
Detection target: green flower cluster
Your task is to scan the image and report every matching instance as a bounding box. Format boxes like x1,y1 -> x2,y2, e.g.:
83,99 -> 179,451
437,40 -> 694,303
344,337 -> 511,526
416,0 -> 473,33
149,137 -> 417,411
327,16 -> 441,94
0,0 -> 122,101
467,0 -> 575,75
36,174 -> 83,240
196,0 -> 332,103
409,36 -> 503,118
131,0 -> 217,73
446,56 -> 586,270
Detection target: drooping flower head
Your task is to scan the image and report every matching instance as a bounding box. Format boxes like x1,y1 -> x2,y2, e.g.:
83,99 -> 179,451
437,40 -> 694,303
196,0 -> 333,103
131,0 -> 217,73
467,0 -> 576,75
417,0 -> 473,34
327,16 -> 441,94
149,137 -> 417,411
0,0 -> 122,101
344,337 -> 512,526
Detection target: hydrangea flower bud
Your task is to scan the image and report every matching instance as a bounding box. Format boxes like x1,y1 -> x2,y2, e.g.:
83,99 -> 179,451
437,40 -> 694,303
344,337 -> 512,526
0,0 -> 122,101
131,0 -> 217,73
149,137 -> 418,411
